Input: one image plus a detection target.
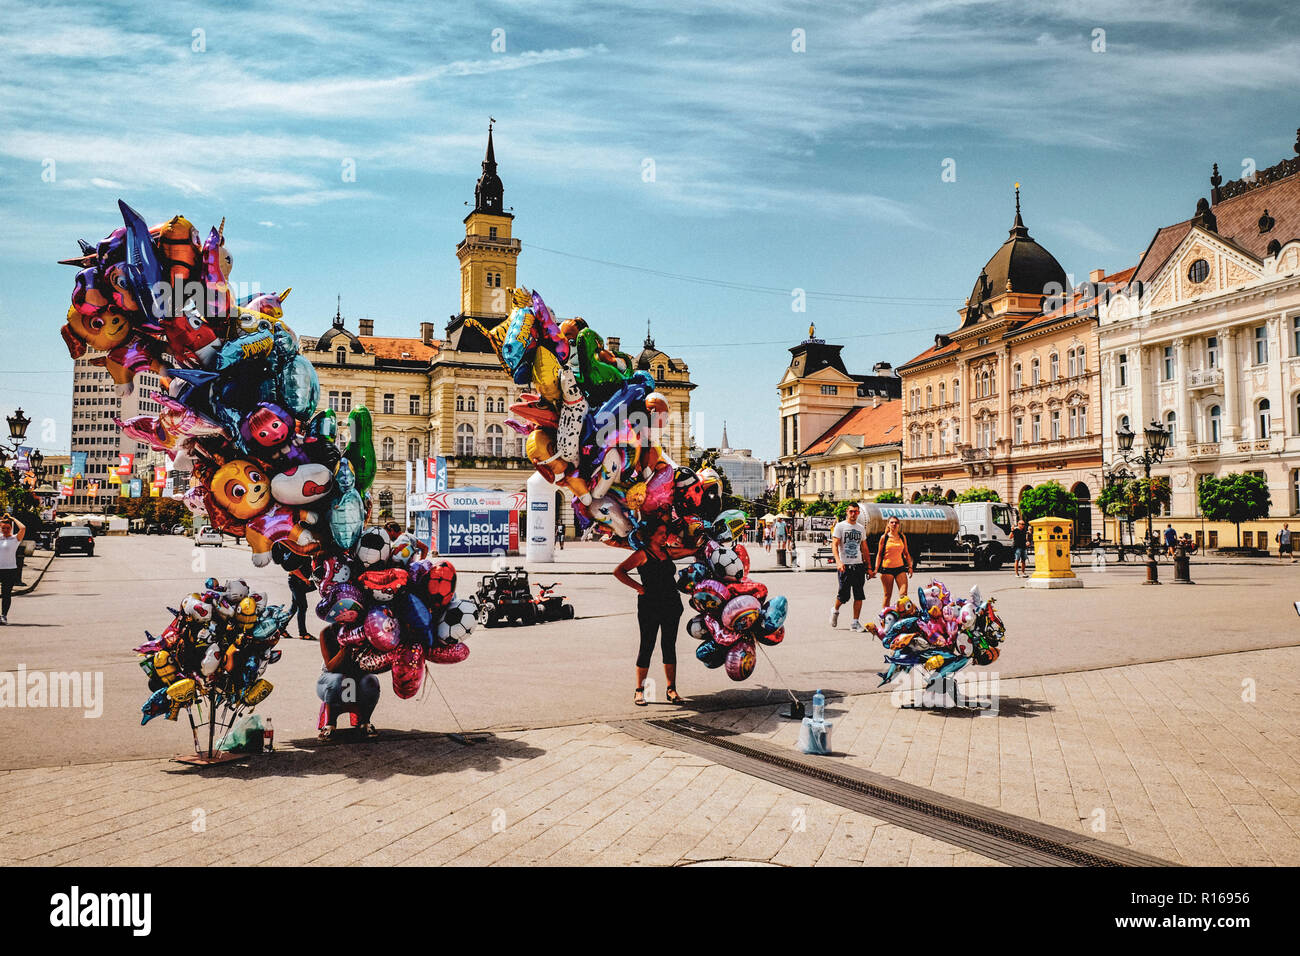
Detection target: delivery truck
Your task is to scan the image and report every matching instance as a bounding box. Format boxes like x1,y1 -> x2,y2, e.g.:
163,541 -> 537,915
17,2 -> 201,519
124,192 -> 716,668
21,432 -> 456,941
858,501 -> 1018,570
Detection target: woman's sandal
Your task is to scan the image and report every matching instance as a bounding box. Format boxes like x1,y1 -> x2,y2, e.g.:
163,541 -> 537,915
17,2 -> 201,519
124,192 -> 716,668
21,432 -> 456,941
666,685 -> 685,705
362,723 -> 380,738
317,726 -> 334,741
634,686 -> 647,707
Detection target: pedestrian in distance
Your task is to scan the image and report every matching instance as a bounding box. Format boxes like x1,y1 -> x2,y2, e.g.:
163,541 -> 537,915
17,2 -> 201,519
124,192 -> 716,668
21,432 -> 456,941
1278,523 -> 1294,564
874,515 -> 913,610
287,571 -> 314,640
316,623 -> 381,741
1011,519 -> 1029,577
1164,524 -> 1178,559
829,503 -> 873,630
555,521 -> 565,551
0,513 -> 26,625
614,517 -> 696,707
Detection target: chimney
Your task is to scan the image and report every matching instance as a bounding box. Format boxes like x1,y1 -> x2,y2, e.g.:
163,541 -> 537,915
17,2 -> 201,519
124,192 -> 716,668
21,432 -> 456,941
1089,269 -> 1105,283
358,319 -> 374,337
420,322 -> 434,345
607,336 -> 620,353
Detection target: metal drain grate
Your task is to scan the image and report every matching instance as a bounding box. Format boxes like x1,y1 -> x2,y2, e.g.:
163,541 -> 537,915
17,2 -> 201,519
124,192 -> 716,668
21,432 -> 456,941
621,718 -> 1172,868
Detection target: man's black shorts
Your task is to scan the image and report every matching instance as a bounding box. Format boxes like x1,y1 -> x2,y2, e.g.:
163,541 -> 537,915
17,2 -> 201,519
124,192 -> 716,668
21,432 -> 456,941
837,563 -> 867,603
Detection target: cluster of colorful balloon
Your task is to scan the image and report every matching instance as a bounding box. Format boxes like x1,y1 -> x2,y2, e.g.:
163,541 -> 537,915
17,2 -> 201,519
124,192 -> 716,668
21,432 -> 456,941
473,287 -> 790,680
679,512 -> 788,681
134,579 -> 287,726
313,527 -> 476,699
58,203 -> 478,703
866,581 -> 1006,687
469,286 -> 686,543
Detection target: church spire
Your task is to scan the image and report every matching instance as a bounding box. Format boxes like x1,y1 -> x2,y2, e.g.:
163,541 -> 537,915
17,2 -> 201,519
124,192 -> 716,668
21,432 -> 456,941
721,420 -> 730,452
1008,182 -> 1029,238
473,118 -> 504,215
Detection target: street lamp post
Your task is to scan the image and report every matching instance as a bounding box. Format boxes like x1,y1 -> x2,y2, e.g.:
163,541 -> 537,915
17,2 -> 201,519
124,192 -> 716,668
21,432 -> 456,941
1115,419 -> 1172,585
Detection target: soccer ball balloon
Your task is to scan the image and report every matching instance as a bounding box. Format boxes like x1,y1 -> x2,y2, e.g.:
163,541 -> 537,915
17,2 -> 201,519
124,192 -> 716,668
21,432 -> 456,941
356,527 -> 391,566
710,545 -> 744,582
425,561 -> 457,608
437,596 -> 477,645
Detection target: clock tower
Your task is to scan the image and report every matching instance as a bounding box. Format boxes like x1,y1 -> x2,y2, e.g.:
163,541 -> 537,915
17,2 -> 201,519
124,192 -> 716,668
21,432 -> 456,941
448,121 -> 521,351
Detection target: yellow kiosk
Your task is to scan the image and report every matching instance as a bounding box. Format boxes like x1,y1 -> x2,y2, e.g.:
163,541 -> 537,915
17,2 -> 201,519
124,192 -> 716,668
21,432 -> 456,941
1027,516 -> 1082,589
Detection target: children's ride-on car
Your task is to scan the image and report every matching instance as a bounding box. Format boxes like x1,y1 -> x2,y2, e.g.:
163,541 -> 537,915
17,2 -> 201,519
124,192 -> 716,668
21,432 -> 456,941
534,581 -> 576,621
475,568 -> 536,627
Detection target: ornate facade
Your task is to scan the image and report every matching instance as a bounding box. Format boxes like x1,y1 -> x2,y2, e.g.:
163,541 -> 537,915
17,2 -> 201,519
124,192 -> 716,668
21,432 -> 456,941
776,326 -> 902,502
1098,131 -> 1300,546
898,191 -> 1107,537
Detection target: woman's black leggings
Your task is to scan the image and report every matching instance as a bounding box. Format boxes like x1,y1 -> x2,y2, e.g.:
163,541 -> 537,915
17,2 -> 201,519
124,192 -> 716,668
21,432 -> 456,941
636,604 -> 682,668
0,568 -> 16,616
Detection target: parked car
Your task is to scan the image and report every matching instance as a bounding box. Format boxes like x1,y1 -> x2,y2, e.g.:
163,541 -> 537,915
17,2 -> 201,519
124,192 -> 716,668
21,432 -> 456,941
194,526 -> 223,547
144,522 -> 165,535
170,524 -> 187,535
55,527 -> 96,556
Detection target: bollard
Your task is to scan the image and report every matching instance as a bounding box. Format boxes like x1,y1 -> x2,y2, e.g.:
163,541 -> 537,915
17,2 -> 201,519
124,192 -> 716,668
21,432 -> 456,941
776,548 -> 787,567
1173,545 -> 1194,584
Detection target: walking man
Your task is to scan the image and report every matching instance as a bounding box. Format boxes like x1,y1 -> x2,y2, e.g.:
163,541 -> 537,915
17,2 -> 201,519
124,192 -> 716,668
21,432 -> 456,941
829,503 -> 872,630
1278,523 -> 1294,564
1011,519 -> 1029,577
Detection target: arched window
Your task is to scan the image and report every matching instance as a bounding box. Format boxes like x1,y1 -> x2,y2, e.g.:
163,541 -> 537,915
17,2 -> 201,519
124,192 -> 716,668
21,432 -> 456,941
1165,410 -> 1176,446
1208,405 -> 1221,443
1258,398 -> 1271,439
1118,414 -> 1130,441
1049,353 -> 1059,381
407,438 -> 421,460
980,371 -> 989,397
486,424 -> 504,456
953,378 -> 960,403
1077,345 -> 1086,372
381,436 -> 395,461
1031,359 -> 1040,385
938,382 -> 945,405
496,397 -> 506,413
655,364 -> 665,380
926,386 -> 932,407
455,395 -> 465,412
466,395 -> 476,413
1067,349 -> 1077,378
1013,363 -> 1022,389
1294,392 -> 1300,436
455,423 -> 475,456
336,346 -> 346,365
378,489 -> 393,513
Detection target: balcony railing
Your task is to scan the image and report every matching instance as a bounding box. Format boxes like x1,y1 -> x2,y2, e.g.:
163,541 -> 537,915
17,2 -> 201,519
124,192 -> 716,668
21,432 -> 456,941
1187,368 -> 1223,389
1188,442 -> 1220,458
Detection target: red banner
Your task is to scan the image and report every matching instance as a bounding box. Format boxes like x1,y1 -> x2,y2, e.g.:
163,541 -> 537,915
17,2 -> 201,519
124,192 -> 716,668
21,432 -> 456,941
115,453 -> 134,477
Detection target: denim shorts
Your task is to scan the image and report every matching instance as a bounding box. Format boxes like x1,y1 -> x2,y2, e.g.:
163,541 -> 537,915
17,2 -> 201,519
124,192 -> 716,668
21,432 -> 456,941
1013,547 -> 1028,562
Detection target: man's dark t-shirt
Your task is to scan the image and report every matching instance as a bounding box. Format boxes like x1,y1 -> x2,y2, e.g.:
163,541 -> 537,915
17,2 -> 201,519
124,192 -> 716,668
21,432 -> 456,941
1011,527 -> 1028,549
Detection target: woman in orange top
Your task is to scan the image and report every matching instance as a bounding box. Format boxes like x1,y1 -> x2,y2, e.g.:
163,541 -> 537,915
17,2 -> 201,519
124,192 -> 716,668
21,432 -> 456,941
874,515 -> 913,608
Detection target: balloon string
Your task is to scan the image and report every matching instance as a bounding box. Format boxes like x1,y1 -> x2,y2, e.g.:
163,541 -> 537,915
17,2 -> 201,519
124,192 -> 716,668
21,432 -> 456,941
755,643 -> 801,704
424,665 -> 469,736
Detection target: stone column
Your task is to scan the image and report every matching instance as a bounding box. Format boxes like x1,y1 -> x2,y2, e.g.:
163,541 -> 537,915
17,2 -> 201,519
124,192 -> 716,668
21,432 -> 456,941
476,383 -> 487,451
956,359 -> 969,448
1220,327 -> 1239,441
1175,337 -> 1191,448
1131,343 -> 1148,435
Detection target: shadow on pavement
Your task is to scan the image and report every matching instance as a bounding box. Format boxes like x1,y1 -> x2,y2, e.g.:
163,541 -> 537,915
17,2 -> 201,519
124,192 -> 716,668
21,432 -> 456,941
162,731 -> 546,781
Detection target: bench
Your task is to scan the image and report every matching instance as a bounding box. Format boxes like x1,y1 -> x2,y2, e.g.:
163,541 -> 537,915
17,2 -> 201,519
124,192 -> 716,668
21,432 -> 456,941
812,547 -> 835,567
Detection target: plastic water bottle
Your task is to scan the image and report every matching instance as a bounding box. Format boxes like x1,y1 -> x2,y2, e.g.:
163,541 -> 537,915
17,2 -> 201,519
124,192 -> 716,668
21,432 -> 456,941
812,689 -> 825,723
262,717 -> 274,753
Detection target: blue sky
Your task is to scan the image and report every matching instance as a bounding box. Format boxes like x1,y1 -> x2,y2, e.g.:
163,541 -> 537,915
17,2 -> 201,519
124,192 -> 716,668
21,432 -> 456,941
1,0 -> 1297,461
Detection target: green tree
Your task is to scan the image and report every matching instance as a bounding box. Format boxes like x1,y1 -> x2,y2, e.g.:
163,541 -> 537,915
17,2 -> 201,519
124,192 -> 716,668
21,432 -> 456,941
1018,480 -> 1079,523
1198,473 -> 1271,548
914,489 -> 945,505
873,490 -> 902,503
805,498 -> 834,517
955,486 -> 1001,503
0,470 -> 41,532
832,499 -> 853,521
779,497 -> 805,515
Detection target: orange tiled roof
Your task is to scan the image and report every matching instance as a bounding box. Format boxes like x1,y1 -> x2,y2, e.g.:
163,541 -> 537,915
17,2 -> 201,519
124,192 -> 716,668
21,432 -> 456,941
899,339 -> 960,369
802,400 -> 902,456
1026,265 -> 1137,329
358,335 -> 440,362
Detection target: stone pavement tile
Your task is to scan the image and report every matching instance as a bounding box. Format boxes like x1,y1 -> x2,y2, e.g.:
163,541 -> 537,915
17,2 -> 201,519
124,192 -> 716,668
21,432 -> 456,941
541,761 -> 708,865
813,810 -> 875,866
769,803 -> 843,867
446,744 -> 662,866
1232,802 -> 1300,865
680,778 -> 779,862
579,762 -> 733,866
861,824 -> 915,866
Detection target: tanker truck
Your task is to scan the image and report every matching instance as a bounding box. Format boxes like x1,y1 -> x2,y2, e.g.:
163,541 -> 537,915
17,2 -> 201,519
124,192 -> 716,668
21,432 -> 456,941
858,501 -> 1018,570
